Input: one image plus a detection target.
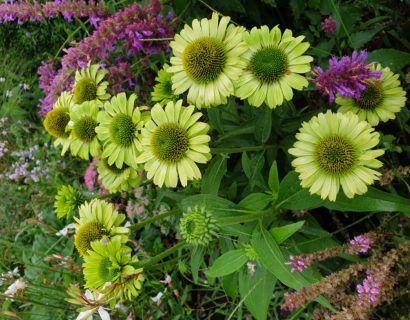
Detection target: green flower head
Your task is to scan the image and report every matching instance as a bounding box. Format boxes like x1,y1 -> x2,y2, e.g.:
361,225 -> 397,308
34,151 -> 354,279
179,206 -> 218,246
151,64 -> 179,106
74,200 -> 129,256
83,237 -> 144,301
54,185 -> 84,218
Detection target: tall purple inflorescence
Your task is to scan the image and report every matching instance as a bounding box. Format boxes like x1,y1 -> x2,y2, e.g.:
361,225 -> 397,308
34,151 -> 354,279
312,50 -> 382,103
0,0 -> 107,24
322,16 -> 337,34
37,0 -> 176,116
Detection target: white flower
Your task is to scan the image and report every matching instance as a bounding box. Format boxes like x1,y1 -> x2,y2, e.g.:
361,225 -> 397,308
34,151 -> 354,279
5,278 -> 27,297
56,223 -> 75,237
76,290 -> 110,320
160,275 -> 172,287
151,291 -> 164,303
0,77 -> 5,83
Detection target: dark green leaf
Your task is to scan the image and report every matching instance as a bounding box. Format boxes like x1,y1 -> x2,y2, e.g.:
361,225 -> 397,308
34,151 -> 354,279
351,27 -> 383,49
239,265 -> 276,320
190,245 -> 205,284
222,272 -> 239,298
254,107 -> 272,144
270,221 -> 305,244
268,160 -> 279,196
238,193 -> 272,211
367,49 -> 410,72
201,155 -> 227,195
206,249 -> 248,278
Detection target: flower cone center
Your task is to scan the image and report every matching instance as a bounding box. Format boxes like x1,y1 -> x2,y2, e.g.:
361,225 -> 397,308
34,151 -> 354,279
182,36 -> 226,83
250,47 -> 288,83
44,108 -> 70,138
316,136 -> 355,174
356,82 -> 384,110
75,222 -> 109,256
74,77 -> 97,104
151,123 -> 189,162
110,114 -> 136,147
73,116 -> 97,142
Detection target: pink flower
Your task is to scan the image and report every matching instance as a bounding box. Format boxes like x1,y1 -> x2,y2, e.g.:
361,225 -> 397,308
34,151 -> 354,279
84,161 -> 97,191
322,16 -> 337,34
357,273 -> 380,305
349,234 -> 374,254
285,255 -> 308,272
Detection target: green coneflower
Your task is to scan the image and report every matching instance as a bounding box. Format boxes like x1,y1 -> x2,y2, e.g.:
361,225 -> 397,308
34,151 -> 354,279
43,91 -> 73,155
135,100 -> 211,188
179,206 -> 218,246
83,237 -> 144,301
336,64 -> 407,126
289,111 -> 384,201
244,244 -> 259,261
151,64 -> 179,106
74,200 -> 129,256
96,93 -> 147,169
68,100 -> 101,160
168,12 -> 247,108
73,63 -> 110,104
235,26 -> 312,109
96,158 -> 143,193
54,185 -> 84,219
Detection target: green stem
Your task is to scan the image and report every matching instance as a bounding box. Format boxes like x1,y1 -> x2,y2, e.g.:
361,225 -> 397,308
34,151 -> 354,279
131,209 -> 182,231
138,241 -> 187,269
211,145 -> 275,154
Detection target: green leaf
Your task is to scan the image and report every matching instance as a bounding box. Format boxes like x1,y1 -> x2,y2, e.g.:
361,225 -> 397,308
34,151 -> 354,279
351,27 -> 383,49
238,265 -> 276,320
206,249 -> 248,278
208,107 -> 224,134
252,225 -> 308,289
277,171 -> 410,216
201,155 -> 227,195
238,193 -> 272,211
270,221 -> 305,244
222,272 -> 239,298
241,152 -> 251,178
181,194 -> 236,215
252,225 -> 335,311
268,160 -> 279,196
190,245 -> 205,284
254,107 -> 272,144
367,49 -> 410,72
261,0 -> 276,7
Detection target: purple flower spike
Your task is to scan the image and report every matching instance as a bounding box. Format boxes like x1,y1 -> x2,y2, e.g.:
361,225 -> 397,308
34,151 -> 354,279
312,50 -> 383,103
285,255 -> 308,272
349,234 -> 374,254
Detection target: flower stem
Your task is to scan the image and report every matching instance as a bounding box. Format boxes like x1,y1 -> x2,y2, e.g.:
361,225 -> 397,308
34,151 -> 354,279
138,241 -> 187,269
130,209 -> 182,231
211,145 -> 275,154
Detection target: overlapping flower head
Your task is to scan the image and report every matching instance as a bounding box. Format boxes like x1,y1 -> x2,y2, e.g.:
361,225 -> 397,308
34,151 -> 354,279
236,26 -> 312,108
68,100 -> 101,160
83,237 -> 144,301
43,91 -> 74,155
73,63 -> 110,104
74,199 -> 129,256
151,64 -> 179,106
96,93 -> 148,169
336,64 -> 407,126
312,50 -> 382,103
289,111 -> 384,201
96,158 -> 143,193
136,100 -> 212,187
168,12 -> 247,108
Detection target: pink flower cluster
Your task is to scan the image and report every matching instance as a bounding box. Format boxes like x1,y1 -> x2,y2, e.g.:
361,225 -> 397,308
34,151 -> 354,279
285,255 -> 308,272
37,0 -> 176,116
312,50 -> 382,103
348,234 -> 374,254
0,0 -> 107,25
322,16 -> 337,34
357,273 -> 380,305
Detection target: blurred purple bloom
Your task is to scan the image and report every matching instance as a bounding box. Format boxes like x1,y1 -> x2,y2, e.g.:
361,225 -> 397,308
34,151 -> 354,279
312,50 -> 382,103
349,234 -> 374,254
322,16 -> 337,34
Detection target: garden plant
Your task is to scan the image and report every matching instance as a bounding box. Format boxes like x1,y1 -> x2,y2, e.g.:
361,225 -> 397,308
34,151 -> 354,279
0,0 -> 409,319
